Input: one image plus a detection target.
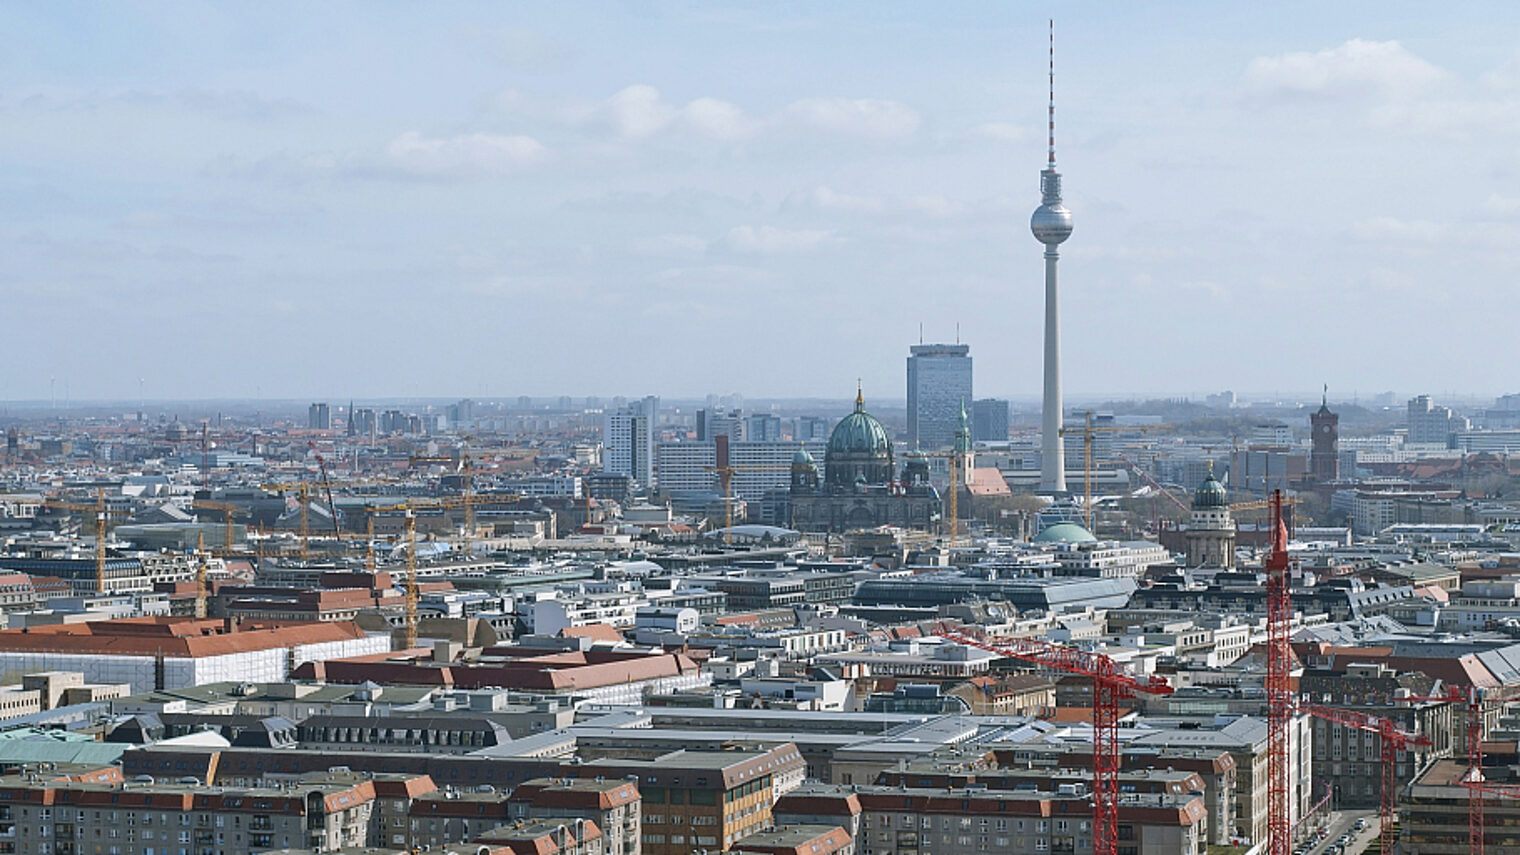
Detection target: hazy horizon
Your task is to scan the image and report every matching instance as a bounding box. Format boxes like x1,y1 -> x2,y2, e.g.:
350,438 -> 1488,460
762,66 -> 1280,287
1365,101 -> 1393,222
6,3 -> 1518,400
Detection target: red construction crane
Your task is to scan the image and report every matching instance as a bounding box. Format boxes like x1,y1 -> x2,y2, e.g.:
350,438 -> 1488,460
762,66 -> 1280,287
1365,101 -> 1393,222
1114,453 -> 1190,514
1397,686 -> 1484,854
940,629 -> 1174,855
308,441 -> 342,542
1265,489 -> 1294,855
1299,704 -> 1432,855
1465,780 -> 1520,799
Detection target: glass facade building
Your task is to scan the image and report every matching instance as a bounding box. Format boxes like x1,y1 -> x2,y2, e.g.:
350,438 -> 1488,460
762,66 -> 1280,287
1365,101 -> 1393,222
907,344 -> 972,451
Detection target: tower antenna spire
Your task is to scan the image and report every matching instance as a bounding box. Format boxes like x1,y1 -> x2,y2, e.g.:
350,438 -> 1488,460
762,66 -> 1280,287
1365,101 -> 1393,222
1048,18 -> 1056,169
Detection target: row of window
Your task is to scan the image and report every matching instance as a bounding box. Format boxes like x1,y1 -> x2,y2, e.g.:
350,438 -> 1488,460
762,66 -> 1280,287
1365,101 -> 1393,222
865,816 -> 1086,833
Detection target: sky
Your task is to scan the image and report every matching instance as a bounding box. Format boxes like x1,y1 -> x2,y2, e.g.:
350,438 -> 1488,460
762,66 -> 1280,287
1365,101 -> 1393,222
4,2 -> 1519,405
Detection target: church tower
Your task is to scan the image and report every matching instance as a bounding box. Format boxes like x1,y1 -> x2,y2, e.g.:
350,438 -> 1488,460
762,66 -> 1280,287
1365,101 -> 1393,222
1311,387 -> 1339,482
1185,467 -> 1235,568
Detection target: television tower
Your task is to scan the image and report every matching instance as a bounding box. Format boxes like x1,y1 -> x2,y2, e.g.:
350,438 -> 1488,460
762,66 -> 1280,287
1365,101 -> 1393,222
1032,20 -> 1073,494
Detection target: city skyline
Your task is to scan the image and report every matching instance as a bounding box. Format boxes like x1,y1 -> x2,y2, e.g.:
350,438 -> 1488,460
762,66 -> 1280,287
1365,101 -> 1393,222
6,3 -> 1520,400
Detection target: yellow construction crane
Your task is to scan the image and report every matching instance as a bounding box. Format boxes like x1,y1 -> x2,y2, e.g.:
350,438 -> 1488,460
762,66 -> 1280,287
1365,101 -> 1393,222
912,401 -> 975,548
192,500 -> 246,555
261,481 -> 314,560
44,490 -> 129,593
365,500 -> 426,649
366,516 -> 376,574
1231,496 -> 1302,513
408,438 -> 475,536
195,531 -> 209,619
704,436 -> 774,545
1060,412 -> 1172,532
911,450 -> 963,548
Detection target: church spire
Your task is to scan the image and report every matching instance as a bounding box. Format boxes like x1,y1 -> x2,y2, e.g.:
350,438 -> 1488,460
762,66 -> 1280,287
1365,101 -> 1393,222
855,379 -> 864,412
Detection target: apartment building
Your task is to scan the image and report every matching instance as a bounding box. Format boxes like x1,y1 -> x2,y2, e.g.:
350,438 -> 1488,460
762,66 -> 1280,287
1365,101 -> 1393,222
508,777 -> 643,855
774,784 -> 1207,855
0,771 -> 377,855
582,744 -> 806,855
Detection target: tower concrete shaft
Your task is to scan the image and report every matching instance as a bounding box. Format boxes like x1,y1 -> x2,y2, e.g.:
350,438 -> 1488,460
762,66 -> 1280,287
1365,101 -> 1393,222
1041,242 -> 1066,492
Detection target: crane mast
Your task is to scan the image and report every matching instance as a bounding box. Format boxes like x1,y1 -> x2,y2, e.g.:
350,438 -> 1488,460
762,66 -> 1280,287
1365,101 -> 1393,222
404,507 -> 418,649
1265,490 -> 1292,855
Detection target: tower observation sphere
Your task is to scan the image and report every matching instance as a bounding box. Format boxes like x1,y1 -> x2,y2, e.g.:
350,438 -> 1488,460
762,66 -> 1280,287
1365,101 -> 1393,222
1031,176 -> 1073,245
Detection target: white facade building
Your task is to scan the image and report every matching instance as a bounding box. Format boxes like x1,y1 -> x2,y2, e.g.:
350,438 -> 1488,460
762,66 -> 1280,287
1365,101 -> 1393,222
604,406 -> 654,487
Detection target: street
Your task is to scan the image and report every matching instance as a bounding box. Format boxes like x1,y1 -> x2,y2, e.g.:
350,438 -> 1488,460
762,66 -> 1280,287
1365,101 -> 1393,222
1299,808 -> 1380,855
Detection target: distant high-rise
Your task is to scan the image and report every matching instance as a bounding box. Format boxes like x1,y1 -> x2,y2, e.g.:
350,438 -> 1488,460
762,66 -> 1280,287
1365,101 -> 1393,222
307,402 -> 330,430
603,397 -> 659,487
745,413 -> 782,443
972,399 -> 1009,442
446,398 -> 476,428
351,408 -> 377,440
697,409 -> 744,442
1407,394 -> 1469,446
792,416 -> 830,442
1031,22 -> 1073,493
907,343 -> 972,451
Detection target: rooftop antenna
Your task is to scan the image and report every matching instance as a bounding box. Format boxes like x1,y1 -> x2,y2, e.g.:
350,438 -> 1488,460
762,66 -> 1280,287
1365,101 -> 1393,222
956,322 -> 960,345
919,322 -> 923,345
1048,18 -> 1057,170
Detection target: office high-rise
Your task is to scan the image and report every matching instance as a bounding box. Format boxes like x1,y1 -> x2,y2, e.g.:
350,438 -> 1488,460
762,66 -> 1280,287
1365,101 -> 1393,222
907,343 -> 972,451
972,399 -> 1009,442
308,402 -> 330,430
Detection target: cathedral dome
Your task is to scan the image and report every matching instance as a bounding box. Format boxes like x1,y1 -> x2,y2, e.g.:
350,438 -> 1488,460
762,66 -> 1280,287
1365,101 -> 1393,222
828,399 -> 891,458
793,445 -> 815,466
824,385 -> 895,490
1193,472 -> 1228,509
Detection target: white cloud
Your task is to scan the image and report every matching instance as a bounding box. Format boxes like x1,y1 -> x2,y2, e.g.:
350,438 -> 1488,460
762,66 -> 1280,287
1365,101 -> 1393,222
682,97 -> 758,141
595,86 -> 757,141
1351,216 -> 1448,243
1245,39 -> 1448,100
784,97 -> 921,139
385,131 -> 547,176
971,122 -> 1028,143
494,27 -> 571,70
605,85 -> 678,138
630,233 -> 709,258
1485,193 -> 1520,217
809,186 -> 888,214
568,87 -> 920,144
907,195 -> 966,218
723,225 -> 836,254
793,186 -> 968,219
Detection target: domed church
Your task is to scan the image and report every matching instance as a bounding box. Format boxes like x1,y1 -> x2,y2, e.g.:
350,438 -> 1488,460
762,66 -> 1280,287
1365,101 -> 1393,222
789,385 -> 942,532
1184,467 -> 1235,568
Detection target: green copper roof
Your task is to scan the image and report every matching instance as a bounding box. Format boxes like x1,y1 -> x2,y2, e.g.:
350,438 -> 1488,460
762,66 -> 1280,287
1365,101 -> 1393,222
1034,522 -> 1097,544
1193,473 -> 1228,509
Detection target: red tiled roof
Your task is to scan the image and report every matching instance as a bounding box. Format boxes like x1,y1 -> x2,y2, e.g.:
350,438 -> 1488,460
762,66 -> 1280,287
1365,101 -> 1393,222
559,623 -> 625,644
0,618 -> 370,658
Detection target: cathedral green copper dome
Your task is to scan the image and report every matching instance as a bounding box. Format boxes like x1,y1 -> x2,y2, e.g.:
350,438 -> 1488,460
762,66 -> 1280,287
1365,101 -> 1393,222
823,384 -> 895,489
827,389 -> 891,458
1194,471 -> 1228,509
